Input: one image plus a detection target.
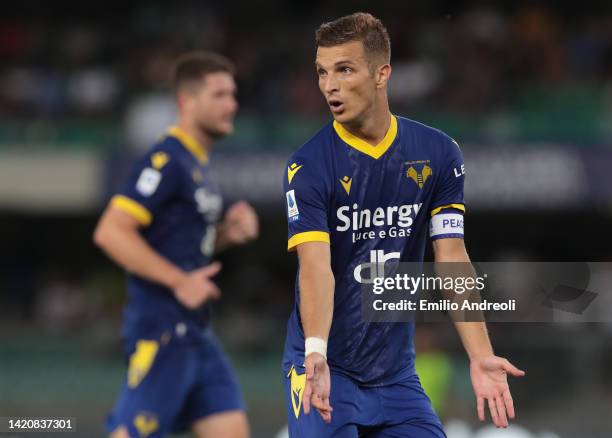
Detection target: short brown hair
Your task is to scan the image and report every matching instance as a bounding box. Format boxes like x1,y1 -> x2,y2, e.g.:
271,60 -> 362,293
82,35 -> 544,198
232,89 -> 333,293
171,51 -> 235,92
315,12 -> 391,65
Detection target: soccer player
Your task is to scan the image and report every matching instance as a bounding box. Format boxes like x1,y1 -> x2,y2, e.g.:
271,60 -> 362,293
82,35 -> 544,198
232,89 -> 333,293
282,13 -> 525,437
94,52 -> 257,438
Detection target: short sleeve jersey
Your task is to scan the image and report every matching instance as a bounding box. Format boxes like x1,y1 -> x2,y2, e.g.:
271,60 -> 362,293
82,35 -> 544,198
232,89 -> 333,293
111,126 -> 223,337
283,115 -> 465,385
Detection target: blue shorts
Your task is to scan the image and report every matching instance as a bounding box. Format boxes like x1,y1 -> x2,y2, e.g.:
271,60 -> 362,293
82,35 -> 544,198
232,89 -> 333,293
285,365 -> 445,438
107,328 -> 244,437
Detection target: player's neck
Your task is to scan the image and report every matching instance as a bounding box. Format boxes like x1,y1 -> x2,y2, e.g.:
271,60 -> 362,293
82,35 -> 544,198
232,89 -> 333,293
176,120 -> 212,154
341,102 -> 391,146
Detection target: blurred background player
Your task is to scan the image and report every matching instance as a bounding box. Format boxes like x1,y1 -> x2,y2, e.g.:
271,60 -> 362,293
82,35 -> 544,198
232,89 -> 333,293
282,13 -> 524,437
93,51 -> 257,438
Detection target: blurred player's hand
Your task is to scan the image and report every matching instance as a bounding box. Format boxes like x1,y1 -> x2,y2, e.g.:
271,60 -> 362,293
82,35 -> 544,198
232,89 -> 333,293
218,201 -> 259,248
173,262 -> 222,309
470,355 -> 525,428
303,352 -> 333,423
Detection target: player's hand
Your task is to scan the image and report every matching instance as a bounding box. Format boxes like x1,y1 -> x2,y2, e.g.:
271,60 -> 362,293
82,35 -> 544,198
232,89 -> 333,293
303,352 -> 333,423
220,201 -> 259,246
172,262 -> 222,309
470,355 -> 525,428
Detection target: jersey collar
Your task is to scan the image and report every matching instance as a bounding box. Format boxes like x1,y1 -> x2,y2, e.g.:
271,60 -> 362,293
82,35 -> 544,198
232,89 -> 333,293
167,126 -> 208,164
333,114 -> 398,160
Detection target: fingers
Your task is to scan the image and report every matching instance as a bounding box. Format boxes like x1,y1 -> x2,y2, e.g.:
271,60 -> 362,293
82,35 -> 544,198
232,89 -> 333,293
197,262 -> 222,278
495,396 -> 508,427
477,397 -> 485,422
311,394 -> 333,424
227,201 -> 256,221
303,380 -> 312,415
303,358 -> 332,423
503,359 -> 526,377
503,389 -> 515,419
488,398 -> 499,427
229,201 -> 250,211
204,282 -> 221,300
316,406 -> 332,423
320,410 -> 332,424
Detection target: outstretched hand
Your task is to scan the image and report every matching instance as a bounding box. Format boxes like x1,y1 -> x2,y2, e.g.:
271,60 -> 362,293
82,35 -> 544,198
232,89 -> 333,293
470,355 -> 525,428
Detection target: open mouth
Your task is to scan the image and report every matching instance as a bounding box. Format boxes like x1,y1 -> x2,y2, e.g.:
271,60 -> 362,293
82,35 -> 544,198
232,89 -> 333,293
328,99 -> 345,114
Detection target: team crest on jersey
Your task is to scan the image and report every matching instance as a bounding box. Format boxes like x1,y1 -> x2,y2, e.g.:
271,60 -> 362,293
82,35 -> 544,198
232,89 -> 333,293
136,168 -> 162,196
405,160 -> 432,189
286,190 -> 299,221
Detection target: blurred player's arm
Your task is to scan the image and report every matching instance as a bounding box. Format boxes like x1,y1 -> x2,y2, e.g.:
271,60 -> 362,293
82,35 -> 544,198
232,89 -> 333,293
215,201 -> 259,252
93,206 -> 220,309
433,237 -> 525,428
296,241 -> 334,423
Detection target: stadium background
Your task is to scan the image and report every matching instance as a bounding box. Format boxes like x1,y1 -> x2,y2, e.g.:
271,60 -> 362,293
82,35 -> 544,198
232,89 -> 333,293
1,1 -> 612,437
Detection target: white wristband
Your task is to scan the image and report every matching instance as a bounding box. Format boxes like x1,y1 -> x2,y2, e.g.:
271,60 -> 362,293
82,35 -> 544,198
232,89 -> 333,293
305,337 -> 327,360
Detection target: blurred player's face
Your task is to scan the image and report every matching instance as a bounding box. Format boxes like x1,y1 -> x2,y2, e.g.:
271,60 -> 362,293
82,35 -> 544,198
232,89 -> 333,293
185,72 -> 238,139
316,41 -> 387,125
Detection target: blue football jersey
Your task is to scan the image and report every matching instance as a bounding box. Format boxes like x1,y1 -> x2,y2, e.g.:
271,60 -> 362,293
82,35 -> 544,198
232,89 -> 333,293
283,115 -> 465,385
111,126 -> 223,338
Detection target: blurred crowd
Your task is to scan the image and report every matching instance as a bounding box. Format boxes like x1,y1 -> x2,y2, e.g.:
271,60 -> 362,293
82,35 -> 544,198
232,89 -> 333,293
1,2 -> 612,119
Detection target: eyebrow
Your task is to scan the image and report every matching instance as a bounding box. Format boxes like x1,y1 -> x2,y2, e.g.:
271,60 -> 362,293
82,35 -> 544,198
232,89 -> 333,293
315,59 -> 357,69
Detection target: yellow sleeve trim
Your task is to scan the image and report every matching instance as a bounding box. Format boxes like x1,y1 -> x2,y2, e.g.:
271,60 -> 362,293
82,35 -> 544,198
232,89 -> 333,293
111,195 -> 153,226
430,203 -> 465,217
287,231 -> 330,251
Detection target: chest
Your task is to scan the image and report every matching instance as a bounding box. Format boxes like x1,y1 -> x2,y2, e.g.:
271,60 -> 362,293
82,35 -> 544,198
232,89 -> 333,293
180,162 -> 223,225
330,143 -> 438,215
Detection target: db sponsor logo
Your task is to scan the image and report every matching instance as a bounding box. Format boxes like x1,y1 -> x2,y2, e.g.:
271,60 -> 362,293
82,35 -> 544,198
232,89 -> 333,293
354,250 -> 400,283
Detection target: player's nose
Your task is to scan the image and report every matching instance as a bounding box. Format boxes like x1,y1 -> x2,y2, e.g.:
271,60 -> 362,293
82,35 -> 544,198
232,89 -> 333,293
322,74 -> 339,94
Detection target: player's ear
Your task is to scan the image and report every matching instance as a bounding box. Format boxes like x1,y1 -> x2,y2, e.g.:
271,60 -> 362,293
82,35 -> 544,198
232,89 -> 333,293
176,88 -> 194,112
375,63 -> 391,89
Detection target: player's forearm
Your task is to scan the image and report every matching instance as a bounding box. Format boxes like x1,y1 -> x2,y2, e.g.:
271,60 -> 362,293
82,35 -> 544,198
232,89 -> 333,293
454,321 -> 494,360
94,219 -> 185,289
432,238 -> 492,358
299,261 -> 335,341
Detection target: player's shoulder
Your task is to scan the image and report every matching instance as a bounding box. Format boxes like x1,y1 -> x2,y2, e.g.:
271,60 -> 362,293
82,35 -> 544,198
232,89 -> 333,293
286,122 -> 334,166
284,122 -> 335,185
397,115 -> 458,145
397,115 -> 461,156
135,133 -> 185,173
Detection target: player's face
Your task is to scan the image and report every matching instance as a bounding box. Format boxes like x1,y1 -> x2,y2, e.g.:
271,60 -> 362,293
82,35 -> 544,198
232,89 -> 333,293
191,72 -> 238,139
316,41 -> 379,124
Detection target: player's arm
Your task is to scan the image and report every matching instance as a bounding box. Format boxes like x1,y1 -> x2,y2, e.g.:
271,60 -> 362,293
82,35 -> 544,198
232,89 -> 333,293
94,206 -> 182,289
430,134 -> 524,428
94,151 -> 221,309
433,237 -> 525,428
297,241 -> 334,346
94,205 -> 220,309
433,238 -> 494,359
283,156 -> 334,422
295,240 -> 334,423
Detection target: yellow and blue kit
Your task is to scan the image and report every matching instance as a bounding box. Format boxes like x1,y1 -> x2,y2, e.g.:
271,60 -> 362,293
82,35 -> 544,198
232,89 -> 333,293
106,126 -> 244,437
283,114 -> 465,437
